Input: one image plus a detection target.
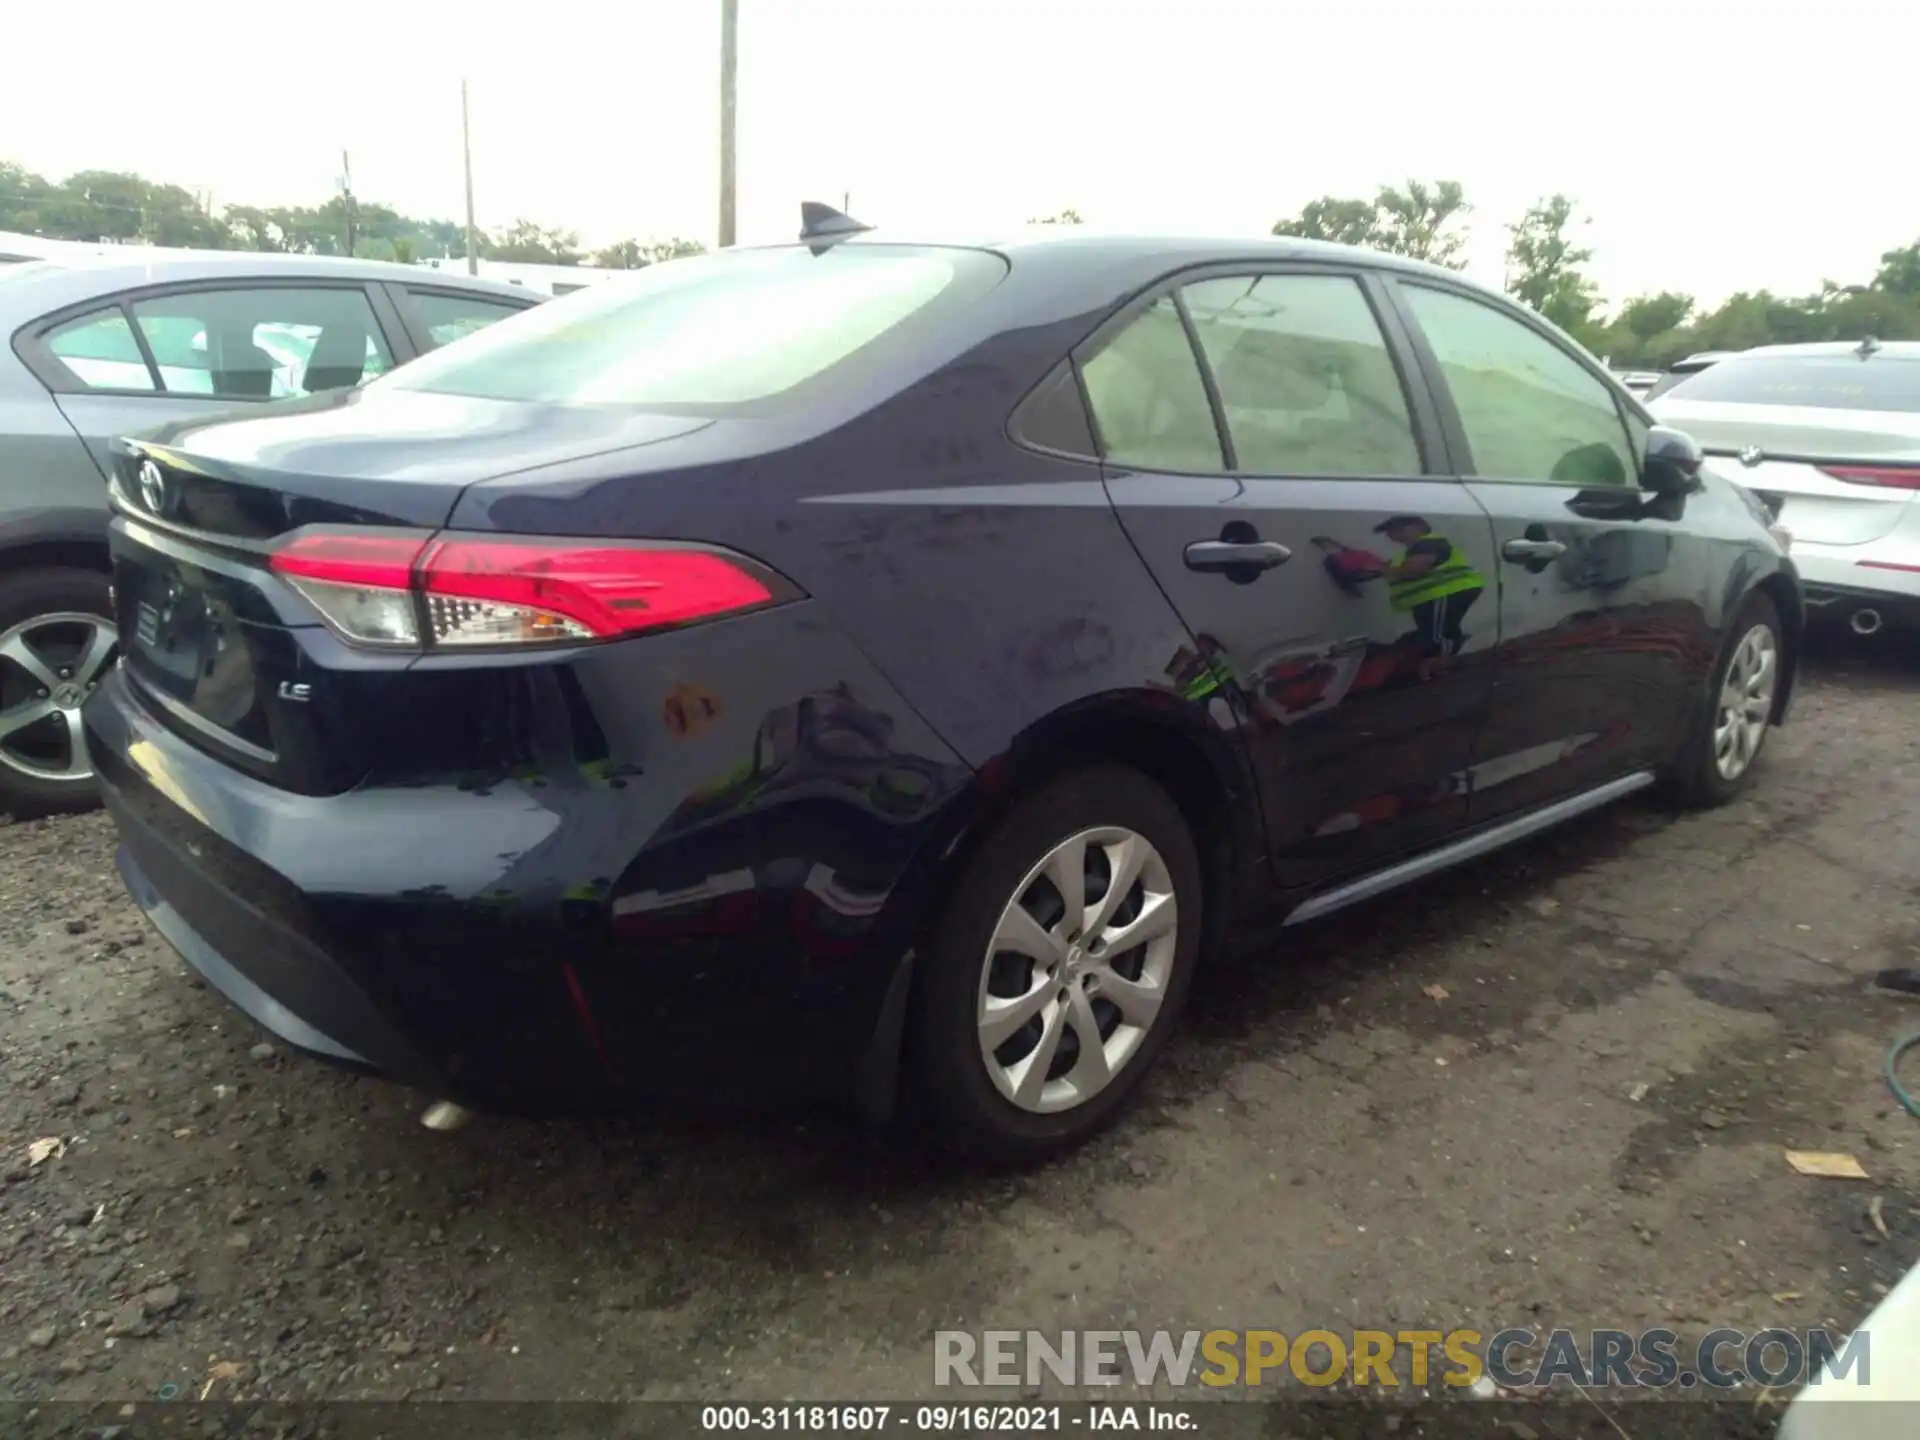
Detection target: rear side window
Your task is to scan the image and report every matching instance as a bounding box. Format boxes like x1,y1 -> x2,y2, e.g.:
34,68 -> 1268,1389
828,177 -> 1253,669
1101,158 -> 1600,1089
384,245 -> 1006,411
1662,354 -> 1920,413
45,309 -> 157,392
405,289 -> 532,347
129,287 -> 394,401
1181,274 -> 1422,477
1080,296 -> 1224,472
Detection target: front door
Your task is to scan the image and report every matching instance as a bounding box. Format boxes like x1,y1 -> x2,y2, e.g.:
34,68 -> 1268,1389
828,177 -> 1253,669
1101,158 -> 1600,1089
1084,266 -> 1502,890
1387,280 -> 1708,822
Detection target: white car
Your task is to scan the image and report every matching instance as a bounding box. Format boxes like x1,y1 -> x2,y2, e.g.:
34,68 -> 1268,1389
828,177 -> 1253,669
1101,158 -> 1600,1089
1777,1255 -> 1920,1438
1643,349 -> 1738,403
1650,340 -> 1920,635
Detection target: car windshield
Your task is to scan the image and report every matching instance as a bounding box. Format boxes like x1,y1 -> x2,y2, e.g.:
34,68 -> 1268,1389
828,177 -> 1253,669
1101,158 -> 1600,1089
1661,353 -> 1920,413
380,243 -> 1007,412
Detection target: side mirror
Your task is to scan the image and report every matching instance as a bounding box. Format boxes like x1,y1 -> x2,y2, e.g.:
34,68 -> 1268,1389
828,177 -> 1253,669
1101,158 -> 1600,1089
1642,425 -> 1705,495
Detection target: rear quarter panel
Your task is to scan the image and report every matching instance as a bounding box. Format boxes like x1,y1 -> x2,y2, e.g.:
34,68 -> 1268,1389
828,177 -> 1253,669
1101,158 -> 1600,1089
449,256 -> 1266,907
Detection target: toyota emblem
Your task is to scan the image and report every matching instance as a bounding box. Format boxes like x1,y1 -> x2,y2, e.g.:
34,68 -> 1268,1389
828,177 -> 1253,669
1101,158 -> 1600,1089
1738,446 -> 1764,469
137,458 -> 168,513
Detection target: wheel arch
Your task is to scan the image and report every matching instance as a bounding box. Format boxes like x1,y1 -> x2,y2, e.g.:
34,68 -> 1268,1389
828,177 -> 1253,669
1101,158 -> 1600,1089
0,507 -> 113,582
1754,569 -> 1802,725
856,692 -> 1264,1122
941,696 -> 1262,957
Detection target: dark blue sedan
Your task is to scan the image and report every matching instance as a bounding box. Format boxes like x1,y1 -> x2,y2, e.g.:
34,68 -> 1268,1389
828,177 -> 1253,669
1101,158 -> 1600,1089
82,206 -> 1801,1161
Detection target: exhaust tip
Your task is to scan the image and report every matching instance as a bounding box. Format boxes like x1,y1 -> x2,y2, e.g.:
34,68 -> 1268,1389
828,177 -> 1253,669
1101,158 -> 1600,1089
420,1100 -> 473,1132
1850,607 -> 1884,636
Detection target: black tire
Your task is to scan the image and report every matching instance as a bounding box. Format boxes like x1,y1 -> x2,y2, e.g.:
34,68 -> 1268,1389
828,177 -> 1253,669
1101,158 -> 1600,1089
1662,590 -> 1782,810
0,566 -> 115,819
909,764 -> 1203,1164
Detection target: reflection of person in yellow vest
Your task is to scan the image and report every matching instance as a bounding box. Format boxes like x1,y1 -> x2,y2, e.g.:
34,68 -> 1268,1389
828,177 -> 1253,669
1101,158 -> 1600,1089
1373,515 -> 1485,666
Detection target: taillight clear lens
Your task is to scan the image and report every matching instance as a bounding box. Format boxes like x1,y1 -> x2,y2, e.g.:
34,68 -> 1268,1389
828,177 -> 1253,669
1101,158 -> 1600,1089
286,577 -> 424,646
267,530 -> 788,649
272,532 -> 429,647
1818,465 -> 1920,489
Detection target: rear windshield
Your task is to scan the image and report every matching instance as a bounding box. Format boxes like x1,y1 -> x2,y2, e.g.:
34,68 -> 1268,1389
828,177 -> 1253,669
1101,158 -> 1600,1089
382,244 -> 1007,412
1662,354 -> 1920,413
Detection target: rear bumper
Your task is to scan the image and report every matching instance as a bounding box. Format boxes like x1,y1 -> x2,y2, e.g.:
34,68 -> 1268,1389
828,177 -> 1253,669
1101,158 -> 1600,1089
83,605 -> 975,1116
1792,529 -> 1920,615
110,810 -> 427,1084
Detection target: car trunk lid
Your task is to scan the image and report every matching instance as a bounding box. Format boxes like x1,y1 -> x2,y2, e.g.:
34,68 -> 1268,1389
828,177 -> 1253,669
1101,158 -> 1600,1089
106,389 -> 714,793
1653,398 -> 1920,546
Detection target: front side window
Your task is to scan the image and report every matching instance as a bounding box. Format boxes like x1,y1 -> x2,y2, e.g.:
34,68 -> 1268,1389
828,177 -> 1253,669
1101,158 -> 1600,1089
1080,296 -> 1223,472
45,309 -> 156,392
1405,285 -> 1635,487
383,244 -> 1006,411
128,287 -> 394,401
1181,274 -> 1422,477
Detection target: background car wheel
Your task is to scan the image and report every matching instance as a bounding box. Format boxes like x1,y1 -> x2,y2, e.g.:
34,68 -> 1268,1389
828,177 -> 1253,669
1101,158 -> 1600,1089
910,764 -> 1202,1164
0,567 -> 117,819
1663,591 -> 1781,810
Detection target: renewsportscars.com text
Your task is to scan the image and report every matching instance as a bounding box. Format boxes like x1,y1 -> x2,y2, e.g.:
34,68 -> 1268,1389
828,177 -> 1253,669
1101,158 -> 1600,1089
934,1327 -> 1868,1390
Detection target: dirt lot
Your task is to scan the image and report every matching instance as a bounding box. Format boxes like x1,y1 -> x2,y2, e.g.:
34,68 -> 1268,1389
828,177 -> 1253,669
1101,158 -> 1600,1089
3,636 -> 1919,1410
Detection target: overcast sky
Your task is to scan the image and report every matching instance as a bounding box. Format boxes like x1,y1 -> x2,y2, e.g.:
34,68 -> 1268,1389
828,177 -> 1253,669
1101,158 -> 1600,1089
4,0 -> 1905,309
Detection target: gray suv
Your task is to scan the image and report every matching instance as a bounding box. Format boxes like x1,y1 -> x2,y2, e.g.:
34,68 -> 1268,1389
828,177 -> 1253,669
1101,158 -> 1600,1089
0,250 -> 538,814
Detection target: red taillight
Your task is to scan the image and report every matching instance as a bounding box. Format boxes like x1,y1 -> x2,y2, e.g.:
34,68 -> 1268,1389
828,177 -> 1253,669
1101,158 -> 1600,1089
267,529 -> 788,649
1817,465 -> 1920,489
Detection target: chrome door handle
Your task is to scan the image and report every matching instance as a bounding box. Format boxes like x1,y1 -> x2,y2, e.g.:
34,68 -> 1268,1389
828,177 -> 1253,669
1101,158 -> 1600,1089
1184,540 -> 1293,574
1502,538 -> 1567,562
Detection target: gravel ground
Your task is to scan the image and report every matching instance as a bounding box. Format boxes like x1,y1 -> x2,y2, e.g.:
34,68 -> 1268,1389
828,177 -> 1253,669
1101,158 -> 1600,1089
3,635 -> 1918,1410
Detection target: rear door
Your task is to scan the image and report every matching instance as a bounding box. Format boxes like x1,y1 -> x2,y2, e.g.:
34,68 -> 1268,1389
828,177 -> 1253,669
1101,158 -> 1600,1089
21,281 -> 409,476
1086,264 -> 1500,889
1388,279 -> 1707,821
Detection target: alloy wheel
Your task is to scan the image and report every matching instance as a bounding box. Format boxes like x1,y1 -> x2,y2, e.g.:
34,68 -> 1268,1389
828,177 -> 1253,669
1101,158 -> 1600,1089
1713,623 -> 1776,782
976,826 -> 1178,1114
0,612 -> 118,785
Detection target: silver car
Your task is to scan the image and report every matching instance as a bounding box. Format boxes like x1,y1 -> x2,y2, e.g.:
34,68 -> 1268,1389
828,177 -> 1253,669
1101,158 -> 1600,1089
1650,339 -> 1920,636
0,250 -> 538,814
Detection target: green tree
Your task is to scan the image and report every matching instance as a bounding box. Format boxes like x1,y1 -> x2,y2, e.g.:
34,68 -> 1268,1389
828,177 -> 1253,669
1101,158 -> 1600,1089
1617,291 -> 1695,342
1372,180 -> 1470,268
1028,208 -> 1084,225
0,161 -> 55,233
592,237 -> 707,269
1272,180 -> 1469,266
1591,292 -> 1696,367
1874,240 -> 1920,297
491,219 -> 583,265
1505,194 -> 1601,341
1272,196 -> 1382,248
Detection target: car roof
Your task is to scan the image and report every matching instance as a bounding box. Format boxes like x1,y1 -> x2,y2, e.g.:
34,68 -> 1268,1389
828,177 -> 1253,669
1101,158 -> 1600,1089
0,248 -> 532,325
870,224 -> 1484,279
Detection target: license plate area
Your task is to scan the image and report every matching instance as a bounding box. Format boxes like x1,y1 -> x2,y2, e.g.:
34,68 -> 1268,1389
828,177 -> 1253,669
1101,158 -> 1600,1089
118,549 -> 277,758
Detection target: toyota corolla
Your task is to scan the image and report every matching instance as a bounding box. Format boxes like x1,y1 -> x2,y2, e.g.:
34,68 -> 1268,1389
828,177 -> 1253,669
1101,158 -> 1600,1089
83,207 -> 1801,1161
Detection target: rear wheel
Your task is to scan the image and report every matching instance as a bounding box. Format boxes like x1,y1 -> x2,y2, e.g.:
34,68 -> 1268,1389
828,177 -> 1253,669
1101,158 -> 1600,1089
0,568 -> 118,818
910,765 -> 1202,1163
1664,591 -> 1781,809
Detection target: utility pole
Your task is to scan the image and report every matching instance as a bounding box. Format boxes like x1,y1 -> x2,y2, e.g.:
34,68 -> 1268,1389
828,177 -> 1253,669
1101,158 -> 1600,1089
339,151 -> 357,257
718,0 -> 738,248
461,81 -> 479,275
